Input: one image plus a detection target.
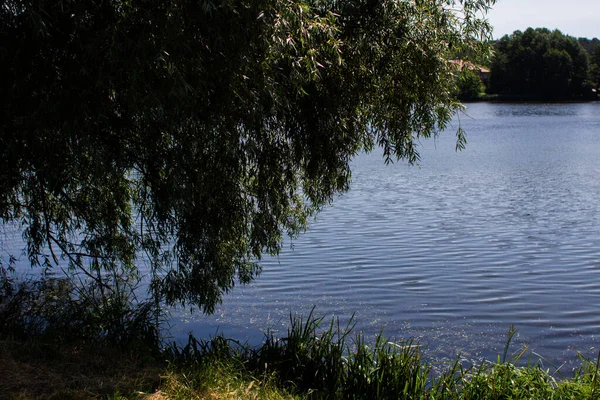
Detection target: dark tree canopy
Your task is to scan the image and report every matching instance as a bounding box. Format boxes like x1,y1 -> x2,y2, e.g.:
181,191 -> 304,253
489,28 -> 591,99
456,68 -> 486,100
1,0 -> 494,312
578,37 -> 600,57
587,43 -> 600,90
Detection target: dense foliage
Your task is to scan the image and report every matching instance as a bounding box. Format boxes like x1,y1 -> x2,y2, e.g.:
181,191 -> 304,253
578,37 -> 600,56
489,28 -> 592,99
1,0 -> 494,312
586,42 -> 600,90
456,68 -> 486,100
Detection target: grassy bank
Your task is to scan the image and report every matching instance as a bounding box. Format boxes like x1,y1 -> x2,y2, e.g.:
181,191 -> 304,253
1,278 -> 599,399
0,338 -> 294,399
2,325 -> 599,399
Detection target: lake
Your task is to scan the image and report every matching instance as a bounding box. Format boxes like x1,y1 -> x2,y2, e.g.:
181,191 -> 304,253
4,102 -> 600,367
171,102 -> 600,367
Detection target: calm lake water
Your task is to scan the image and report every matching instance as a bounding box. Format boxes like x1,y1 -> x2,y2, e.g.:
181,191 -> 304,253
4,102 -> 600,367
171,102 -> 600,367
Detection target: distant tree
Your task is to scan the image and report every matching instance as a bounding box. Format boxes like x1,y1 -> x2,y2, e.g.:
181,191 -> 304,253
594,45 -> 600,68
575,38 -> 600,93
456,69 -> 486,100
589,44 -> 600,89
489,28 -> 590,99
578,37 -> 600,56
1,0 -> 495,313
542,48 -> 573,98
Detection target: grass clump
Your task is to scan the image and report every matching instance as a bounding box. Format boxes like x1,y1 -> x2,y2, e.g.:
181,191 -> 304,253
458,362 -> 559,399
167,309 -> 432,399
156,358 -> 297,400
554,353 -> 600,399
447,354 -> 600,400
433,327 -> 600,400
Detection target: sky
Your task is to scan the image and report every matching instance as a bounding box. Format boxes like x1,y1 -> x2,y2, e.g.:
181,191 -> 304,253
487,0 -> 600,39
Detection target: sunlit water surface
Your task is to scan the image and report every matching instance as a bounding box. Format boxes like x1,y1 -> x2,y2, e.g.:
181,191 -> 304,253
6,102 -> 600,367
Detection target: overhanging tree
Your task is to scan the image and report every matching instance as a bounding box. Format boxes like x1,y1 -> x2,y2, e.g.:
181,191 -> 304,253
1,0 -> 495,313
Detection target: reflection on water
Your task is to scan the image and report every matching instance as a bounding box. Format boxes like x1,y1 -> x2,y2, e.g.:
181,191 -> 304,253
5,102 -> 600,366
493,104 -> 581,117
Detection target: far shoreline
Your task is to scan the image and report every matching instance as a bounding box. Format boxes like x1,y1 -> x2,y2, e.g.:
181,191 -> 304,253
462,94 -> 600,103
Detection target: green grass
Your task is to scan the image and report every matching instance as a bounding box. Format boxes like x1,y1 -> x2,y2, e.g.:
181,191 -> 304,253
162,314 -> 600,399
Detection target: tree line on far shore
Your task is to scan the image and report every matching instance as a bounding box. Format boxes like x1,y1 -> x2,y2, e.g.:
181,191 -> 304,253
457,28 -> 600,101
